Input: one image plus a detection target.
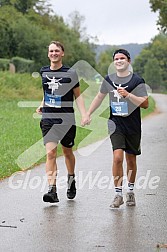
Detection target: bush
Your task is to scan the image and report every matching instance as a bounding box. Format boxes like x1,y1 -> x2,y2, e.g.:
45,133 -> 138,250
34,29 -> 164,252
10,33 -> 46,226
11,56 -> 34,73
0,58 -> 10,71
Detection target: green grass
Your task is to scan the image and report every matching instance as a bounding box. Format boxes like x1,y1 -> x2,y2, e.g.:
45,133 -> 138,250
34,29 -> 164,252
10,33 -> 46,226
0,99 -> 92,179
0,101 -> 40,177
0,71 -> 42,100
0,72 -> 156,179
141,95 -> 155,118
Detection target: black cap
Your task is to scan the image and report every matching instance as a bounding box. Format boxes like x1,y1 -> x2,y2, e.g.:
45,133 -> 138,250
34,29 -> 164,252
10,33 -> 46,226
113,49 -> 131,60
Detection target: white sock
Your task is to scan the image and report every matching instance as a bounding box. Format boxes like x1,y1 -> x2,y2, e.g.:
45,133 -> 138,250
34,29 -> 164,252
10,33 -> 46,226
115,186 -> 123,196
127,182 -> 134,193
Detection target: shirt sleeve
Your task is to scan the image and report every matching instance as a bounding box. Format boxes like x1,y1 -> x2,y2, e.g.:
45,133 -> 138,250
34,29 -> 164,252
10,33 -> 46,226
71,70 -> 80,89
100,76 -> 112,94
132,78 -> 148,97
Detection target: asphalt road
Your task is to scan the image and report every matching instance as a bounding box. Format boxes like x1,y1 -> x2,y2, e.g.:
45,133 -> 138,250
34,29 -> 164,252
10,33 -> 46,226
0,93 -> 167,252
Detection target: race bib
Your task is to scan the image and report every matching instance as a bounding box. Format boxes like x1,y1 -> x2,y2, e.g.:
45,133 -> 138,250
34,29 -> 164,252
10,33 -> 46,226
111,101 -> 128,116
45,93 -> 62,108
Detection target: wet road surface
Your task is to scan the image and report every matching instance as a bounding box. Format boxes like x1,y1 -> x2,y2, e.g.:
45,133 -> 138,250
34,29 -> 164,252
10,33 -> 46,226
0,94 -> 167,252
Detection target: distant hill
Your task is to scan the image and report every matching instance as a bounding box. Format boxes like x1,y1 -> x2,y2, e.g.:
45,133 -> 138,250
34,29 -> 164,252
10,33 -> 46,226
95,43 -> 148,62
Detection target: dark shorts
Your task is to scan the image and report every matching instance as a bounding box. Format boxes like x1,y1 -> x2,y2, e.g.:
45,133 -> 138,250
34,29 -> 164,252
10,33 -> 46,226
40,120 -> 76,147
109,131 -> 141,155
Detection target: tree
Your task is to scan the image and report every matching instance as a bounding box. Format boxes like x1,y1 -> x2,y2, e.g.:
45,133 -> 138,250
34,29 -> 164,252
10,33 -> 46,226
96,47 -> 118,77
0,0 -> 51,14
11,17 -> 53,70
0,19 -> 12,57
133,48 -> 153,77
149,33 -> 167,82
149,0 -> 167,32
0,4 -> 96,71
67,11 -> 98,44
133,33 -> 167,90
144,58 -> 162,90
0,0 -> 10,6
67,11 -> 87,41
0,6 -> 22,57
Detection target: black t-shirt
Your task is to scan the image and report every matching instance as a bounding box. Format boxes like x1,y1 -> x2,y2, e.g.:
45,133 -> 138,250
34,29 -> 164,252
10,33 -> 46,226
100,73 -> 147,134
40,65 -> 79,125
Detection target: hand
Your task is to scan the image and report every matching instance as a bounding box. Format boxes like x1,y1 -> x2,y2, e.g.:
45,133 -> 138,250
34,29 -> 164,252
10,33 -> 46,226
36,106 -> 42,114
117,87 -> 129,98
81,113 -> 91,127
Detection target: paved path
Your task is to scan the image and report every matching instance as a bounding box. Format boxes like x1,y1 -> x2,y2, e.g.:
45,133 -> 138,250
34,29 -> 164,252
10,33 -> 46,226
0,94 -> 167,252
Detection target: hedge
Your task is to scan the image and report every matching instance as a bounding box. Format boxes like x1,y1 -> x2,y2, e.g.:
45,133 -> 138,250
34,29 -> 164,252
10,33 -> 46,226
11,56 -> 34,73
0,58 -> 10,71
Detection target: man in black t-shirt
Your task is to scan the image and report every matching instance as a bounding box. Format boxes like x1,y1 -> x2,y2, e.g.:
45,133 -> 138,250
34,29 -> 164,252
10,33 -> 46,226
36,41 -> 89,203
85,49 -> 148,208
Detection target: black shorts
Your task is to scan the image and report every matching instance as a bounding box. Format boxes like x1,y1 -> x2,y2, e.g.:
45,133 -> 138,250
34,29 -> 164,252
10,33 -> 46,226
109,131 -> 141,155
40,120 -> 76,147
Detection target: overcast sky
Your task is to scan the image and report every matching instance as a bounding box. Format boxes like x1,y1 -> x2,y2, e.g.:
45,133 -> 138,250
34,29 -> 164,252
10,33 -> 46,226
49,0 -> 159,45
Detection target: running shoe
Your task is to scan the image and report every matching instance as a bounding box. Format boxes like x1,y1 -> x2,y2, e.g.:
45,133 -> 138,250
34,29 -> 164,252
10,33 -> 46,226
67,176 -> 76,199
126,192 -> 136,206
43,188 -> 59,203
110,195 -> 124,208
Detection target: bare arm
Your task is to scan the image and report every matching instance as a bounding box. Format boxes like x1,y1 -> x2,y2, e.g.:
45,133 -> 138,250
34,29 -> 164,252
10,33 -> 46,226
126,93 -> 149,109
36,96 -> 44,114
87,91 -> 107,116
73,87 -> 89,126
117,87 -> 149,109
73,87 -> 86,115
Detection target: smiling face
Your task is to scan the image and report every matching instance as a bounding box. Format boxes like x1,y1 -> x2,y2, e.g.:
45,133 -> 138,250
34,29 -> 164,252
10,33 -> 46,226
113,53 -> 130,73
48,43 -> 64,64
